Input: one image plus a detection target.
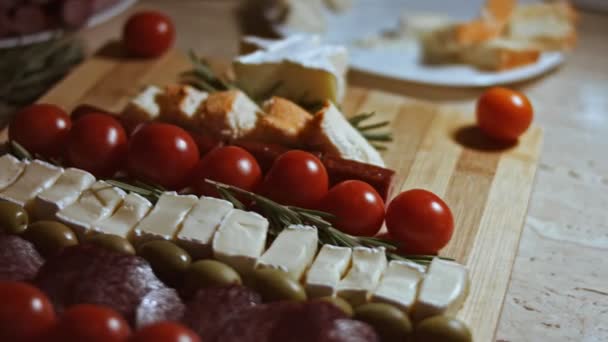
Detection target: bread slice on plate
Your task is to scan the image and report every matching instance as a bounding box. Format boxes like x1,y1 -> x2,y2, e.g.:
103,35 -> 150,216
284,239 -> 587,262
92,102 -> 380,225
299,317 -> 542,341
304,101 -> 385,167
460,38 -> 541,71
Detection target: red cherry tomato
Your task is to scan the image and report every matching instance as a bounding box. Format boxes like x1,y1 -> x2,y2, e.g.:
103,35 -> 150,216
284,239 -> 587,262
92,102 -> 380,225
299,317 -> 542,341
123,11 -> 175,58
53,304 -> 131,342
386,189 -> 454,255
476,87 -> 533,141
129,322 -> 200,342
66,113 -> 128,178
321,180 -> 385,237
9,103 -> 71,158
128,123 -> 199,189
0,281 -> 56,342
262,150 -> 329,208
192,146 -> 262,197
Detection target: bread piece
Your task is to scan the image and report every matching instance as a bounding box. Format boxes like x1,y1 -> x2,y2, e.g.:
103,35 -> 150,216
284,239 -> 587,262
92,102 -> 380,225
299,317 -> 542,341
507,2 -> 577,50
460,38 -> 541,70
157,84 -> 208,128
243,96 -> 312,147
197,89 -> 263,141
122,85 -> 162,124
304,101 -> 384,167
454,0 -> 516,44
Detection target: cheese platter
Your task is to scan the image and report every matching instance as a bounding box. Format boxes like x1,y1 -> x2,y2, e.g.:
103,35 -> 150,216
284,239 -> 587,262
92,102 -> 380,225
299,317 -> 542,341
0,10 -> 542,342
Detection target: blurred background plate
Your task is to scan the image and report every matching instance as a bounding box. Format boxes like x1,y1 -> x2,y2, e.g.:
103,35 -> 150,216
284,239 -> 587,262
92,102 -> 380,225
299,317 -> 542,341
0,0 -> 137,49
273,0 -> 565,87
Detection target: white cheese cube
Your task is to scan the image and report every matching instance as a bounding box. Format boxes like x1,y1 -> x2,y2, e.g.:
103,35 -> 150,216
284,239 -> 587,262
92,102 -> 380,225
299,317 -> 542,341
92,193 -> 153,239
305,244 -> 352,298
212,209 -> 269,275
257,225 -> 318,280
0,160 -> 63,209
131,193 -> 198,244
34,168 -> 95,220
56,181 -> 125,237
0,154 -> 26,191
176,196 -> 234,259
371,260 -> 425,313
122,85 -> 163,123
337,247 -> 388,307
413,258 -> 469,321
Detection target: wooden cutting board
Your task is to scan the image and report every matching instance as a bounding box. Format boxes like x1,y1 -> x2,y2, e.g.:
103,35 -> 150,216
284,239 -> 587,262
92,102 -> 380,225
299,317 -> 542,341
2,48 -> 542,341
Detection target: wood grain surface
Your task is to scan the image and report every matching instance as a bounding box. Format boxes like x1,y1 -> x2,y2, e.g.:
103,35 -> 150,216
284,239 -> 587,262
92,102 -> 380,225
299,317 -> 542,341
13,49 -> 540,341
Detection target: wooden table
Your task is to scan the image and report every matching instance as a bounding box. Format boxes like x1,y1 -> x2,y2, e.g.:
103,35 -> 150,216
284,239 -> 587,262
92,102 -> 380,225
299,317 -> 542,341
80,1 -> 608,341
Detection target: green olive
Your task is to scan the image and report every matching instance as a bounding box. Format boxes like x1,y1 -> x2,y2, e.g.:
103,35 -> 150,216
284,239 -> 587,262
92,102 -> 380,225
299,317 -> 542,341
137,240 -> 191,284
22,221 -> 78,257
319,296 -> 354,317
413,316 -> 472,342
87,234 -> 135,255
251,268 -> 307,302
184,260 -> 242,293
0,201 -> 29,235
354,303 -> 412,342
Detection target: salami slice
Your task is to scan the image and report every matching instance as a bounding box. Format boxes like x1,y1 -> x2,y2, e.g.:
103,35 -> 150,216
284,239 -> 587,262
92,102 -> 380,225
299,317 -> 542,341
316,319 -> 380,342
0,234 -> 44,282
135,288 -> 185,328
181,285 -> 262,340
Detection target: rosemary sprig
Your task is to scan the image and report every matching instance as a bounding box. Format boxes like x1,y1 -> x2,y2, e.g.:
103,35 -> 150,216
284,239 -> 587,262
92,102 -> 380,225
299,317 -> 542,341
206,179 -> 452,266
181,50 -> 236,92
349,111 -> 393,150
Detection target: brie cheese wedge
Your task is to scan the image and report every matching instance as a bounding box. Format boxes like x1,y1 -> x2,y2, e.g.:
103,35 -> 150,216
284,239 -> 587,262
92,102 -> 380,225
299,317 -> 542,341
131,193 -> 198,245
0,160 -> 63,209
234,35 -> 348,105
176,196 -> 234,259
212,209 -> 269,274
257,225 -> 318,280
56,181 -> 125,237
305,244 -> 352,298
371,260 -> 425,313
413,258 -> 470,321
34,168 -> 96,220
305,101 -> 385,167
0,154 -> 26,191
92,193 -> 152,239
337,247 -> 388,306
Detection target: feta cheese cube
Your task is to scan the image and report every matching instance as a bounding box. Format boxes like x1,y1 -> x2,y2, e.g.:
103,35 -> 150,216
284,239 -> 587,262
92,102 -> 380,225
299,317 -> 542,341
337,247 -> 387,306
176,196 -> 234,260
371,260 -> 425,313
212,209 -> 269,275
0,154 -> 26,191
0,160 -> 63,209
305,244 -> 352,298
257,225 -> 318,280
34,168 -> 95,220
92,193 -> 153,239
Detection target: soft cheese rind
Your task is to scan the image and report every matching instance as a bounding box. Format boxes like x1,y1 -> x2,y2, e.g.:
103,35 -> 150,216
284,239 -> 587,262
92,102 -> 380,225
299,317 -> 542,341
0,154 -> 26,191
371,260 -> 425,313
257,225 -> 318,280
176,196 -> 234,259
92,193 -> 153,239
413,258 -> 470,321
212,209 -> 269,275
131,193 -> 198,245
34,168 -> 95,220
0,159 -> 63,209
56,181 -> 125,237
337,246 -> 388,306
305,244 -> 352,298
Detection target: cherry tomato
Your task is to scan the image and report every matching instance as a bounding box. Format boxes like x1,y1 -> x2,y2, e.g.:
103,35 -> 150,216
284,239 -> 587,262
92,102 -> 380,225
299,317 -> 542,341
192,146 -> 262,197
321,180 -> 385,237
0,281 -> 56,342
9,103 -> 71,158
53,304 -> 131,342
476,87 -> 533,141
386,189 -> 454,255
66,113 -> 128,178
129,322 -> 200,342
128,123 -> 199,189
189,131 -> 224,156
262,150 -> 329,208
123,11 -> 175,58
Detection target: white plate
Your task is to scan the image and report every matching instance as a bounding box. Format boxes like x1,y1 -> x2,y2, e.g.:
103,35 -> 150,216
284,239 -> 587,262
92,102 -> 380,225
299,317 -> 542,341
0,0 -> 137,49
273,0 -> 564,87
